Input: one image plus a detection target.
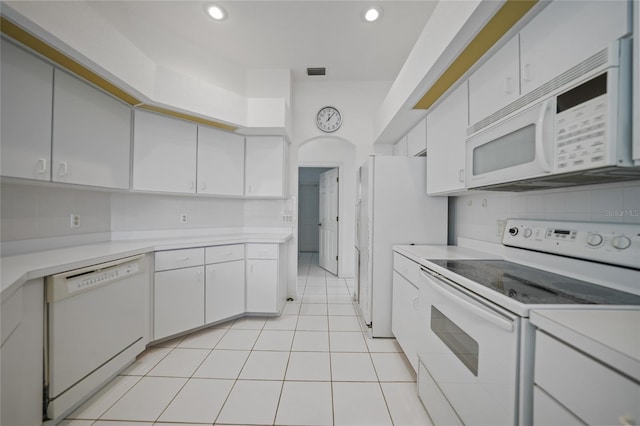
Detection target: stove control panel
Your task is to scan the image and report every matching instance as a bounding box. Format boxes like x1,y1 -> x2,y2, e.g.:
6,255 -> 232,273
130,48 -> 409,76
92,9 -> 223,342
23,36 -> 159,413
503,219 -> 639,269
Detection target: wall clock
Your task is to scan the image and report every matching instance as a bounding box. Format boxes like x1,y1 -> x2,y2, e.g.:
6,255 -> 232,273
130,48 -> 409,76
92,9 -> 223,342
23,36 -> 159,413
316,106 -> 342,133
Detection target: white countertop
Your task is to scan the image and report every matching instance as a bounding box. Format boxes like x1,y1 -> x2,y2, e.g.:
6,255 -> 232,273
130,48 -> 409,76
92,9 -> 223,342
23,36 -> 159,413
393,244 -> 502,264
530,309 -> 640,382
1,231 -> 292,300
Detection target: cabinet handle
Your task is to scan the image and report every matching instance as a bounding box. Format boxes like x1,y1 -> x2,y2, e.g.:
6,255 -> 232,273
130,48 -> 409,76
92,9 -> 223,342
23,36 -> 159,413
225,252 -> 233,256
412,296 -> 419,311
190,181 -> 195,190
504,77 -> 512,94
200,182 -> 206,191
458,169 -> 465,183
37,158 -> 47,174
58,162 -> 68,177
523,63 -> 532,82
250,264 -> 254,273
209,268 -> 215,275
176,256 -> 190,262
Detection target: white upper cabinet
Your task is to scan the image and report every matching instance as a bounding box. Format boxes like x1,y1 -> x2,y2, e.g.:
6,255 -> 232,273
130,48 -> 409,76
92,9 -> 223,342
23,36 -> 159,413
52,70 -> 131,189
197,126 -> 244,196
520,0 -> 629,95
468,36 -> 520,125
426,82 -> 468,195
1,39 -> 53,181
245,136 -> 287,197
407,117 -> 427,156
133,110 -> 197,193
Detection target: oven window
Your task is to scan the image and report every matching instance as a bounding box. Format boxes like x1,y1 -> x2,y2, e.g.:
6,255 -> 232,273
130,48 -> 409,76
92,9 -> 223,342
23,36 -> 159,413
473,124 -> 536,175
431,306 -> 479,376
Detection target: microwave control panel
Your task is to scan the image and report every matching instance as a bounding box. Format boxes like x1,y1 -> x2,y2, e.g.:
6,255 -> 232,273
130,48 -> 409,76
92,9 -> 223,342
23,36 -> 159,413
555,93 -> 608,172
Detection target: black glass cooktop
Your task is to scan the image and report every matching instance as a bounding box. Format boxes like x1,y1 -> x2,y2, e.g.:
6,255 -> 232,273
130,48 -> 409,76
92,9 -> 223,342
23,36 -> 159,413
428,260 -> 640,305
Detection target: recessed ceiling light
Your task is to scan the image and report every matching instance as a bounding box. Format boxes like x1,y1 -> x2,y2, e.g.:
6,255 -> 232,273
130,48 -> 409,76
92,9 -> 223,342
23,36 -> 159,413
206,3 -> 227,21
364,6 -> 382,22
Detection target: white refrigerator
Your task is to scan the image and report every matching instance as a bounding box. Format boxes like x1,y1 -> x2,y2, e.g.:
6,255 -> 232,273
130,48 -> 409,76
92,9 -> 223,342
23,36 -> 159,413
356,156 -> 447,337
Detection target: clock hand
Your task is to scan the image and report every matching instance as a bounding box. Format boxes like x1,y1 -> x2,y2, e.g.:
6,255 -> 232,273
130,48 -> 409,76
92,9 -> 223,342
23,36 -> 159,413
326,112 -> 334,122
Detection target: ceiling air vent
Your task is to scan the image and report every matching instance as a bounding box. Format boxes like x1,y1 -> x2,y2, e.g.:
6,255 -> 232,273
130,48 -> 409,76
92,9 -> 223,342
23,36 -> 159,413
307,67 -> 326,76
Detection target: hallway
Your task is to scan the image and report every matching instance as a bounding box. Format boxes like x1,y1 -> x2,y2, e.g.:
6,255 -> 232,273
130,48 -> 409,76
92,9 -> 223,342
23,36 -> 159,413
61,253 -> 431,426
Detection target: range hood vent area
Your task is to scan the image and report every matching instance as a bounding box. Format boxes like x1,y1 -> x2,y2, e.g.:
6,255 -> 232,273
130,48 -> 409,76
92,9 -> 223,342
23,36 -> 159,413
472,166 -> 640,192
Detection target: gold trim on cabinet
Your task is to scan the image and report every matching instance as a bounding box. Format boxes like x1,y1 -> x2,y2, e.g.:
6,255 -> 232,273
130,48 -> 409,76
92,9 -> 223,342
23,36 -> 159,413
1,16 -> 238,132
413,0 -> 538,110
138,104 -> 237,132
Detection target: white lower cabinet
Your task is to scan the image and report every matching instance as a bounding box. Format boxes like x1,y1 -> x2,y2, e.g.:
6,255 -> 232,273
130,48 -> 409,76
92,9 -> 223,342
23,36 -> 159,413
205,245 -> 245,323
391,270 -> 419,371
245,243 -> 287,314
534,331 -> 640,425
154,248 -> 206,340
0,279 -> 44,426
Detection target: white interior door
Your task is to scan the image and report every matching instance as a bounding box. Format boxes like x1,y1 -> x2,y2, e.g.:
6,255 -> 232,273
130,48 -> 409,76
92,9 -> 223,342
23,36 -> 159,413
319,168 -> 339,275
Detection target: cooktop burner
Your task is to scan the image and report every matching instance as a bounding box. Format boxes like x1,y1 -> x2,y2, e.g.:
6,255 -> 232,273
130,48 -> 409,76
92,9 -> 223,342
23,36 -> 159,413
428,260 -> 640,305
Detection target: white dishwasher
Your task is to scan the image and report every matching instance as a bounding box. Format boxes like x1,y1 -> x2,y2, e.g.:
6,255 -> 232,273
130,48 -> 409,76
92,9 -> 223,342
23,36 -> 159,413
45,254 -> 148,421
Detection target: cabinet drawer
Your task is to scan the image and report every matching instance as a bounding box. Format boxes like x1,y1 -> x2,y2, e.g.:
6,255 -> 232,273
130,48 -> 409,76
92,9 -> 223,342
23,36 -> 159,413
393,252 -> 421,286
533,385 -> 582,426
535,331 -> 640,425
206,244 -> 244,264
246,244 -> 278,260
155,248 -> 204,271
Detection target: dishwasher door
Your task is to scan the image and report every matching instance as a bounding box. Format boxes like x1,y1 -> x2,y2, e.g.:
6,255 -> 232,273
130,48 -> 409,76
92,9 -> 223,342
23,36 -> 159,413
46,254 -> 148,420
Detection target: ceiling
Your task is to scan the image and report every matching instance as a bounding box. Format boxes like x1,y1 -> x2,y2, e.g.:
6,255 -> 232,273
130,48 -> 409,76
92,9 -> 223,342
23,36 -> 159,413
86,1 -> 438,82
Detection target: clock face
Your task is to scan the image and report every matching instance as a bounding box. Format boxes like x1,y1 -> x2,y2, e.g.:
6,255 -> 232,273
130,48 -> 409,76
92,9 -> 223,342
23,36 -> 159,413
316,106 -> 342,133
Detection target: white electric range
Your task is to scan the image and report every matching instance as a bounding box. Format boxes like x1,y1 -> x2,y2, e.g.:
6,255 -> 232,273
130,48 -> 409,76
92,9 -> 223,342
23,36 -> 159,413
394,219 -> 640,426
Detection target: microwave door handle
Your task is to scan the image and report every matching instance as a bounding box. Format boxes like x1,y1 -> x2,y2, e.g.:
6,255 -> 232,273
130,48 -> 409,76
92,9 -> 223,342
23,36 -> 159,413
421,270 -> 514,332
535,98 -> 555,173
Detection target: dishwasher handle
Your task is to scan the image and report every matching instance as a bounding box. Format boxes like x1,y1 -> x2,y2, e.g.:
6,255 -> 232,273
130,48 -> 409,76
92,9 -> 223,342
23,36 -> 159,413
420,269 -> 514,332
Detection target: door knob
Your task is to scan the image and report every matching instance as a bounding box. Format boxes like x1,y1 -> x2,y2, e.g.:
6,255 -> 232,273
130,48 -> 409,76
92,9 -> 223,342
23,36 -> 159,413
318,223 -> 322,227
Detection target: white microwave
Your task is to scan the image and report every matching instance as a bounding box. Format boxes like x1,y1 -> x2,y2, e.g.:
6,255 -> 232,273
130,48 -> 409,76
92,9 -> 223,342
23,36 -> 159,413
466,39 -> 639,191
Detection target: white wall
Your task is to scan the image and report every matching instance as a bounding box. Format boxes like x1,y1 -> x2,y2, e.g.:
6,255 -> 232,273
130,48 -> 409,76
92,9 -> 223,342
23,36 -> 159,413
286,80 -> 391,283
451,181 -> 640,244
110,192 -> 244,232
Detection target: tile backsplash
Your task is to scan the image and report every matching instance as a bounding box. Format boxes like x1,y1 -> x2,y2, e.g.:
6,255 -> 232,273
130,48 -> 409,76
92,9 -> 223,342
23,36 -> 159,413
451,181 -> 640,244
1,183 -> 111,242
110,192 -> 244,231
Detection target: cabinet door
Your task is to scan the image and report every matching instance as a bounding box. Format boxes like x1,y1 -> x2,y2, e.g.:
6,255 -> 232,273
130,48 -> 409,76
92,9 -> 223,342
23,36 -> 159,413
426,82 -> 468,195
197,126 -> 244,196
0,39 -> 53,181
391,272 -> 418,371
154,266 -> 204,339
206,260 -> 245,324
406,118 -> 427,157
468,36 -> 520,125
52,70 -> 131,189
133,110 -> 197,193
245,136 -> 285,197
245,259 -> 278,313
520,0 -> 629,95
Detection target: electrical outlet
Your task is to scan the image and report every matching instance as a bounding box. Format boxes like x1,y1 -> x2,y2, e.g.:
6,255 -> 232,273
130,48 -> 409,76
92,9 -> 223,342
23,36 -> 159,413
70,214 -> 80,229
179,213 -> 188,224
496,219 -> 506,237
282,215 -> 292,223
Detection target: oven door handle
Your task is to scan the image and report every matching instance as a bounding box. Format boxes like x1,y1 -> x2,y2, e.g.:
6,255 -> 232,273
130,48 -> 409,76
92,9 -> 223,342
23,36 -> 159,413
421,270 -> 514,332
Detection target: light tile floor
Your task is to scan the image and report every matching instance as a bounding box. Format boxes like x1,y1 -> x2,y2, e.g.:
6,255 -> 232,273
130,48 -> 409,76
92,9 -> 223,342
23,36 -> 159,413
62,252 -> 432,426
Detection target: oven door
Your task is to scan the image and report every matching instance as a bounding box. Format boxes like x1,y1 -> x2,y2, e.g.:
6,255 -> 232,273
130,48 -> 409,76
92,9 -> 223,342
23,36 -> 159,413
466,97 -> 555,189
417,267 -> 521,426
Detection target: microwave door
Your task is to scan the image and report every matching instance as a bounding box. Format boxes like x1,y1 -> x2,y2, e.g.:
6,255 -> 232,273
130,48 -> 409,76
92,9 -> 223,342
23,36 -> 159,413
466,99 -> 555,189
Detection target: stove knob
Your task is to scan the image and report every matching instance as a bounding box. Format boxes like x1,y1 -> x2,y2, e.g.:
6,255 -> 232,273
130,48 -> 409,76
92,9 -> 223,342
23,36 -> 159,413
611,235 -> 632,250
508,227 -> 519,236
586,233 -> 603,247
523,228 -> 533,238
